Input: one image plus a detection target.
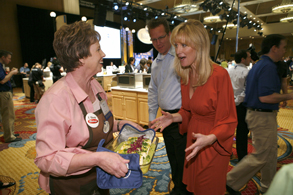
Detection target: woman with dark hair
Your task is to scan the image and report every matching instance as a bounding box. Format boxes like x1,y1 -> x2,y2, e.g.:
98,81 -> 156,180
34,21 -> 143,195
125,57 -> 135,73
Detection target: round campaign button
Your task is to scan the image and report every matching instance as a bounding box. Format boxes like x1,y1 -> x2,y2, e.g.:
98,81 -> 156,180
85,113 -> 99,128
103,121 -> 110,133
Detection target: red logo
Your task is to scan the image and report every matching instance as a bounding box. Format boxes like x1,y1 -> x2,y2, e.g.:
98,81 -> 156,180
88,119 -> 98,124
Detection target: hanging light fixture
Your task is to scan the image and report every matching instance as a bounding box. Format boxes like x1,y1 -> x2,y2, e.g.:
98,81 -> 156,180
272,0 -> 293,13
223,23 -> 236,29
204,15 -> 221,23
280,11 -> 293,22
173,0 -> 198,13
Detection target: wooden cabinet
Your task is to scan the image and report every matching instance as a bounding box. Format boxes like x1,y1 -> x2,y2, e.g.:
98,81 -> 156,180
111,88 -> 163,126
112,90 -> 138,123
137,93 -> 149,126
96,75 -> 116,92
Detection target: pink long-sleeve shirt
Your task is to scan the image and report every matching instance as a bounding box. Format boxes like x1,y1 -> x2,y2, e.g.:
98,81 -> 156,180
34,72 -> 112,193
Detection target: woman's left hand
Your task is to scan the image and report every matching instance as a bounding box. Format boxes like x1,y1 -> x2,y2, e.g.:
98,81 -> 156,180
119,120 -> 144,131
185,133 -> 217,161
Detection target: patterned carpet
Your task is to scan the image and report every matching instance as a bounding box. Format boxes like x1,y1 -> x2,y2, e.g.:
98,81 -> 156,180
0,87 -> 293,195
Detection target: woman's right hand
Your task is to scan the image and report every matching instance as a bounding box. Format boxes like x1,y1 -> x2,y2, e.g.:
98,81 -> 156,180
97,152 -> 130,178
150,111 -> 173,132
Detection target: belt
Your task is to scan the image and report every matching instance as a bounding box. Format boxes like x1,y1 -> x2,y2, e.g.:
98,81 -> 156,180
247,108 -> 274,112
162,109 -> 180,114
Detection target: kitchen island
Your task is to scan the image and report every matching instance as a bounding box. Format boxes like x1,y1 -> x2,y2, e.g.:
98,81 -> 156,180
111,86 -> 161,126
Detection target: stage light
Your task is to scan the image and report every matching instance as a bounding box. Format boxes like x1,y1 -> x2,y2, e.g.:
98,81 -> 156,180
50,11 -> 56,17
124,16 -> 128,21
133,18 -> 136,22
114,4 -> 119,10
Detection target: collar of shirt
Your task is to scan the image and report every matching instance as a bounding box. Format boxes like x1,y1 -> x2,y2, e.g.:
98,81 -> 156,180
235,63 -> 248,69
65,72 -> 105,104
156,46 -> 175,61
260,55 -> 277,66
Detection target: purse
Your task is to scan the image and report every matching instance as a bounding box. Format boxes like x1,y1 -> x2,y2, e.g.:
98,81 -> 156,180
96,139 -> 143,189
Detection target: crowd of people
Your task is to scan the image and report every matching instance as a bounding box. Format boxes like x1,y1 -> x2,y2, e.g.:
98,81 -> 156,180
1,17 -> 293,195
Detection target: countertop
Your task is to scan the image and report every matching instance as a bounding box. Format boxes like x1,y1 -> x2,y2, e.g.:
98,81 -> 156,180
111,86 -> 148,93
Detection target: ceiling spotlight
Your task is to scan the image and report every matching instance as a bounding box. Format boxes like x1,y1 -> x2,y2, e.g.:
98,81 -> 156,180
132,29 -> 136,33
171,20 -> 174,24
155,16 -> 158,19
114,4 -> 119,10
249,21 -> 252,23
219,1 -> 223,5
185,20 -> 187,22
254,29 -> 256,31
144,7 -> 147,11
228,7 -> 231,11
174,15 -> 177,18
81,16 -> 87,21
125,2 -> 129,6
124,16 -> 128,21
133,18 -> 136,22
125,27 -> 130,31
50,11 -> 56,17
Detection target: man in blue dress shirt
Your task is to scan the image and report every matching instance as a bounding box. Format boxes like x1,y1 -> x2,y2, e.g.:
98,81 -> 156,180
226,34 -> 293,195
0,50 -> 22,142
147,18 -> 189,195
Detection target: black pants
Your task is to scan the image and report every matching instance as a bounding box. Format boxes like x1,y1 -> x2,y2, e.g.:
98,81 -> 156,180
236,103 -> 249,162
28,81 -> 35,102
163,121 -> 188,194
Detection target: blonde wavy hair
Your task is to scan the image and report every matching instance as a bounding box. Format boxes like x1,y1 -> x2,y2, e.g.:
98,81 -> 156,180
171,19 -> 214,86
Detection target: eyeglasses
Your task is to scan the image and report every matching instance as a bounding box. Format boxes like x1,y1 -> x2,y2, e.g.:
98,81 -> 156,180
150,33 -> 168,42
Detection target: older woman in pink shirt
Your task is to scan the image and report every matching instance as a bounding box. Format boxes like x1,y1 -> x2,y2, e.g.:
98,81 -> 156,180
34,21 -> 143,195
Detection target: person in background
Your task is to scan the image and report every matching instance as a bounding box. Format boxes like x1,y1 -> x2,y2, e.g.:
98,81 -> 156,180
28,64 -> 35,103
138,58 -> 147,73
125,57 -> 135,73
110,61 -> 117,69
34,21 -> 144,195
226,34 -> 293,195
147,18 -> 189,195
148,56 -> 153,62
0,50 -> 22,142
221,59 -> 228,69
146,60 -> 152,73
227,50 -> 251,162
20,62 -> 30,77
151,19 -> 237,195
31,63 -> 45,103
50,57 -> 64,83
